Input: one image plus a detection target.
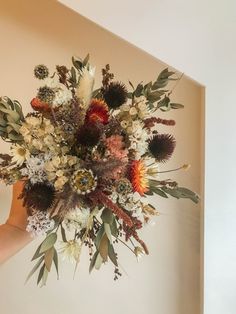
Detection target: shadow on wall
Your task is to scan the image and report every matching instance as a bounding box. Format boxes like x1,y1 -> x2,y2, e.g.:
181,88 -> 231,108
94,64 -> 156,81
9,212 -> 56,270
0,0 -> 168,79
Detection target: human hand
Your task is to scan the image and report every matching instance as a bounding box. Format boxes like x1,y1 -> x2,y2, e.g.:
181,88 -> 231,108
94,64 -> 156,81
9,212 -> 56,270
6,181 -> 28,231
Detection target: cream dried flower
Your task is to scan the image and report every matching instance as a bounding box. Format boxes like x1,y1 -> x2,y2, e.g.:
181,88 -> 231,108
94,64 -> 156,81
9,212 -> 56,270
10,144 -> 30,166
76,66 -> 95,109
59,240 -> 81,263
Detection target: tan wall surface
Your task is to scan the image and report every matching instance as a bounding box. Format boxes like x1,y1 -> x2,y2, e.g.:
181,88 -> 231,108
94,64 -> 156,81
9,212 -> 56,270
0,1 -> 203,314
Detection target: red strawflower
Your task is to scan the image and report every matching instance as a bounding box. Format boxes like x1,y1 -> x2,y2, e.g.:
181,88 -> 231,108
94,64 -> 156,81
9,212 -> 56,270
86,99 -> 109,125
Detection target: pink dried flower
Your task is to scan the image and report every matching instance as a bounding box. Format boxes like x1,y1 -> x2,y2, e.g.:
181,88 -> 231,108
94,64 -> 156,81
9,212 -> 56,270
105,135 -> 128,161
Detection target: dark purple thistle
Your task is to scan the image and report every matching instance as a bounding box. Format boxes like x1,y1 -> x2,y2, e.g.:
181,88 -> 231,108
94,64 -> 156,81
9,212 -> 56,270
148,133 -> 176,162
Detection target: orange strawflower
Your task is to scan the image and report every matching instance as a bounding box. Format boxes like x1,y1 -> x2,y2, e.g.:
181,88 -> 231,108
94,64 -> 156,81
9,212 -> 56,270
129,160 -> 149,196
31,97 -> 51,112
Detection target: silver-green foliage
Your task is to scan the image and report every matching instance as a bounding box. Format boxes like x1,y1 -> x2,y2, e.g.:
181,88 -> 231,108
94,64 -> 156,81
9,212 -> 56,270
0,96 -> 24,142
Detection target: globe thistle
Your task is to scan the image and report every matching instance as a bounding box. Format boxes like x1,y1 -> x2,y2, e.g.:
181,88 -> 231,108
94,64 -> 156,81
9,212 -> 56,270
37,86 -> 55,104
23,182 -> 56,214
34,64 -> 49,80
103,82 -> 127,109
77,123 -> 102,147
71,169 -> 97,195
148,134 -> 176,162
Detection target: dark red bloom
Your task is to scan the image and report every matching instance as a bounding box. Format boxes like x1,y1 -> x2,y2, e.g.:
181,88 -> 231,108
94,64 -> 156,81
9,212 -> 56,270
86,99 -> 109,124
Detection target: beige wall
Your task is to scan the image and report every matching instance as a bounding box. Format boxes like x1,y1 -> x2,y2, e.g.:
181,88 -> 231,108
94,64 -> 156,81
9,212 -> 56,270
0,1 -> 203,314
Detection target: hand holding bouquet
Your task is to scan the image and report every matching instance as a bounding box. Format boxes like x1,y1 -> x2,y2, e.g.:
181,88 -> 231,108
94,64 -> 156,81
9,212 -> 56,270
0,55 -> 199,285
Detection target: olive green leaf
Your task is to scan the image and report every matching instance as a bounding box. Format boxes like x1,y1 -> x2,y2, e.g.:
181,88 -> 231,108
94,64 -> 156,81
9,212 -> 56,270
39,233 -> 57,254
25,256 -> 44,284
44,247 -> 54,272
89,250 -> 99,273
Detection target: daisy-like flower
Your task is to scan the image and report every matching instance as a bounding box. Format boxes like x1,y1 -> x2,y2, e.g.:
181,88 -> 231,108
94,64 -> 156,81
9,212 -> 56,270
59,240 -> 81,263
10,144 -> 30,166
26,210 -> 55,237
129,158 -> 159,196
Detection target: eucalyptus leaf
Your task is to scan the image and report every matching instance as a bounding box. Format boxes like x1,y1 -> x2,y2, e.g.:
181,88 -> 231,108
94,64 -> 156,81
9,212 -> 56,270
25,256 -> 44,284
95,224 -> 105,249
99,234 -> 109,262
101,208 -> 114,224
39,233 -> 57,254
31,244 -> 44,261
104,223 -> 113,243
41,266 -> 49,287
151,187 -> 168,198
44,247 -> 54,272
170,103 -> 184,109
89,251 -> 99,273
60,224 -> 67,242
53,249 -> 59,279
94,253 -> 103,270
110,219 -> 119,237
37,264 -> 45,286
108,244 -> 118,267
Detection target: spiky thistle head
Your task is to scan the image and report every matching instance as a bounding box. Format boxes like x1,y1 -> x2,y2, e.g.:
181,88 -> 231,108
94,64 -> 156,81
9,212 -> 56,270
148,134 -> 176,162
22,182 -> 56,214
103,82 -> 127,109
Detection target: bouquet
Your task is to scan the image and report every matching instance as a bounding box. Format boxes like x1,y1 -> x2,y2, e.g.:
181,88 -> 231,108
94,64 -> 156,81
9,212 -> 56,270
0,55 -> 199,285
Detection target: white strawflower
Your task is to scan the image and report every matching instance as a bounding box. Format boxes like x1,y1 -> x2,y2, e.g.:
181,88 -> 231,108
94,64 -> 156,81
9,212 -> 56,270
26,210 -> 55,237
44,76 -> 73,106
63,207 -> 90,232
10,144 -> 30,166
76,66 -> 95,108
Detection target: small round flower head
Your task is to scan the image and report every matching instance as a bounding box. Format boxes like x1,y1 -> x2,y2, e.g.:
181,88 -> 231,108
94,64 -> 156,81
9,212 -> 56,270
148,134 -> 176,162
23,182 -> 55,213
77,123 -> 102,147
103,82 -> 127,109
34,64 -> 49,80
71,169 -> 97,195
37,86 -> 55,104
115,178 -> 132,194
